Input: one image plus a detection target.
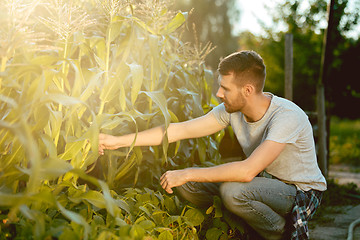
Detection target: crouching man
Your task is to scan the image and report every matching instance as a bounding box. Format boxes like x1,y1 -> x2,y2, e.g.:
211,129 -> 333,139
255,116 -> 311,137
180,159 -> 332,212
98,50 -> 326,240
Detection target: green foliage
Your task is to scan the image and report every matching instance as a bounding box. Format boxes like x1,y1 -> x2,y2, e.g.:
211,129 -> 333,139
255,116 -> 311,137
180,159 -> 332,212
321,179 -> 360,207
322,0 -> 360,118
0,0 -> 224,238
239,0 -> 327,112
0,187 -> 205,239
200,196 -> 246,240
329,117 -> 360,166
312,117 -> 360,222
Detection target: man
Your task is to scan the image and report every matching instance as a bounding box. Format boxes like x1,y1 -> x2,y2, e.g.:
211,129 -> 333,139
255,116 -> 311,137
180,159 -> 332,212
98,50 -> 326,240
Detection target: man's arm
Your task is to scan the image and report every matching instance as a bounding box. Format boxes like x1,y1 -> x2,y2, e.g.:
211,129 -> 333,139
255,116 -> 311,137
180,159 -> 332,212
98,111 -> 226,155
160,140 -> 286,193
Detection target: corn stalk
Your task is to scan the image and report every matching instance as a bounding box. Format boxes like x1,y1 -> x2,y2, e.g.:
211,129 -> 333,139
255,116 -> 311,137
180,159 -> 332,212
0,0 -> 223,239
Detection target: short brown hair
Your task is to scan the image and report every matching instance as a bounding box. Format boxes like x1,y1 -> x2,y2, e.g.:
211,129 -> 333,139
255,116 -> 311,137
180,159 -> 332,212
217,50 -> 266,92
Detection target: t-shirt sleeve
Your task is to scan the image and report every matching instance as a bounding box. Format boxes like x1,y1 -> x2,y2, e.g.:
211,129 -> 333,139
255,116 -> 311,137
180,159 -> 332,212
265,110 -> 305,144
210,103 -> 230,127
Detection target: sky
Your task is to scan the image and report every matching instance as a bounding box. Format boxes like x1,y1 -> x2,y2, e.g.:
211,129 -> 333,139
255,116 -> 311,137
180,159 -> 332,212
234,0 -> 281,36
233,0 -> 360,39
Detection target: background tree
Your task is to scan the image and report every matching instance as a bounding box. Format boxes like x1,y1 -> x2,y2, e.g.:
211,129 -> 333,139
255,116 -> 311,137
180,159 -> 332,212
239,0 -> 328,112
238,0 -> 360,119
173,0 -> 239,71
325,0 -> 360,118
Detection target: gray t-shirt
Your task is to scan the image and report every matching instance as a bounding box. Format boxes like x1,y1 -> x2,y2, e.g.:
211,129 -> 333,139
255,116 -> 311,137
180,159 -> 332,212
211,93 -> 327,192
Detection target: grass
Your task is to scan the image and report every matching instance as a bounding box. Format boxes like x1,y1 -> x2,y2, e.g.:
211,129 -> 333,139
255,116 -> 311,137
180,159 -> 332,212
329,117 -> 360,166
310,117 -> 360,225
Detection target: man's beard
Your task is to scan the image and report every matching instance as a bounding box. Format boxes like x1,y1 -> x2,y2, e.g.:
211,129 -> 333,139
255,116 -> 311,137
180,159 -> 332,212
223,102 -> 237,113
222,96 -> 245,113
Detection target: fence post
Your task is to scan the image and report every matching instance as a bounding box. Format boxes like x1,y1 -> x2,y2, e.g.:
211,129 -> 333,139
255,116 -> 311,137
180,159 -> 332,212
285,33 -> 293,101
317,85 -> 327,177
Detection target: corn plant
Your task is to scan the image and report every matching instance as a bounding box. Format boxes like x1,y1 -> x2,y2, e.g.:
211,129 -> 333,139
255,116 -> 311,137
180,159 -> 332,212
0,0 -> 226,238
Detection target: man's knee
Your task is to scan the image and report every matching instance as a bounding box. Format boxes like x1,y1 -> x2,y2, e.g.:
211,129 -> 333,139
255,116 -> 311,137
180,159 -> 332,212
176,182 -> 218,208
176,181 -> 197,202
220,182 -> 249,212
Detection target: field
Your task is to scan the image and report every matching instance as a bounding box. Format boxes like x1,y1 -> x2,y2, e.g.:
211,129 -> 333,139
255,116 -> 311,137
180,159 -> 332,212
0,1 -> 236,239
0,0 -> 359,239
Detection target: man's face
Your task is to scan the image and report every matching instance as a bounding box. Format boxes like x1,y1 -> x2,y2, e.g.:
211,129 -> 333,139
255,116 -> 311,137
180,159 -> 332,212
216,73 -> 246,113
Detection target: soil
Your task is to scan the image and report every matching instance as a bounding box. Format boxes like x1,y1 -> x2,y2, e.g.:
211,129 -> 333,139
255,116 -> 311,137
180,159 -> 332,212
309,165 -> 360,240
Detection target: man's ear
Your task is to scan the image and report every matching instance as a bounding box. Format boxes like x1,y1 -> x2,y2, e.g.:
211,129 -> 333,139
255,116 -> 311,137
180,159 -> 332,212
243,84 -> 255,97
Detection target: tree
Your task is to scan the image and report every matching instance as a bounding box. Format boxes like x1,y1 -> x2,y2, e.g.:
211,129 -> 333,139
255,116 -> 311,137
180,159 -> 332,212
173,0 -> 239,71
238,0 -> 360,118
324,0 -> 360,118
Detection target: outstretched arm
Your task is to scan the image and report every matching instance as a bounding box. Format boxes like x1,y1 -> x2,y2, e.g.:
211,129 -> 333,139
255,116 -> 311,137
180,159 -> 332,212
98,111 -> 226,155
160,140 -> 287,193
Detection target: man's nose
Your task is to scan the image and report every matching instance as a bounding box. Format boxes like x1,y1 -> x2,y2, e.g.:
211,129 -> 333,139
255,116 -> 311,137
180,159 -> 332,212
216,88 -> 223,99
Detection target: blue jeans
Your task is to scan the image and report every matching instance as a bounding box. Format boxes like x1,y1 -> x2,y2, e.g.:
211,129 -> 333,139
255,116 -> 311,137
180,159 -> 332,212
176,177 -> 297,240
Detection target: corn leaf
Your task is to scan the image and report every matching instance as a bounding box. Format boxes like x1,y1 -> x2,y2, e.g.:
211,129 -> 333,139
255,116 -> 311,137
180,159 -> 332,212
161,12 -> 187,35
42,94 -> 82,106
59,140 -> 85,161
109,21 -> 123,43
0,193 -> 25,206
40,157 -> 73,180
31,55 -> 58,66
133,17 -> 156,34
128,63 -> 144,105
100,62 -> 128,105
99,180 -> 121,217
140,91 -> 170,127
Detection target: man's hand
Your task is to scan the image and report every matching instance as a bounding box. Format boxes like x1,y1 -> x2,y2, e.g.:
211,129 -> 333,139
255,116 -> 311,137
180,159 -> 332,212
160,169 -> 189,194
98,133 -> 120,155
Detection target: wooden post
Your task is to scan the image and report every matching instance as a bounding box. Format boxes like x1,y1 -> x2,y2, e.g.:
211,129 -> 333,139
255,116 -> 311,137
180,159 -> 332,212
285,34 -> 293,101
317,85 -> 327,177
317,0 -> 335,177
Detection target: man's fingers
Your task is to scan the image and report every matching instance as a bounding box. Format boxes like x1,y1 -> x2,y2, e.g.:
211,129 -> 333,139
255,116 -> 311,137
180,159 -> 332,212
161,180 -> 167,190
160,175 -> 168,189
160,177 -> 165,186
160,173 -> 165,181
162,181 -> 173,194
160,172 -> 174,194
160,180 -> 164,188
98,144 -> 105,155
